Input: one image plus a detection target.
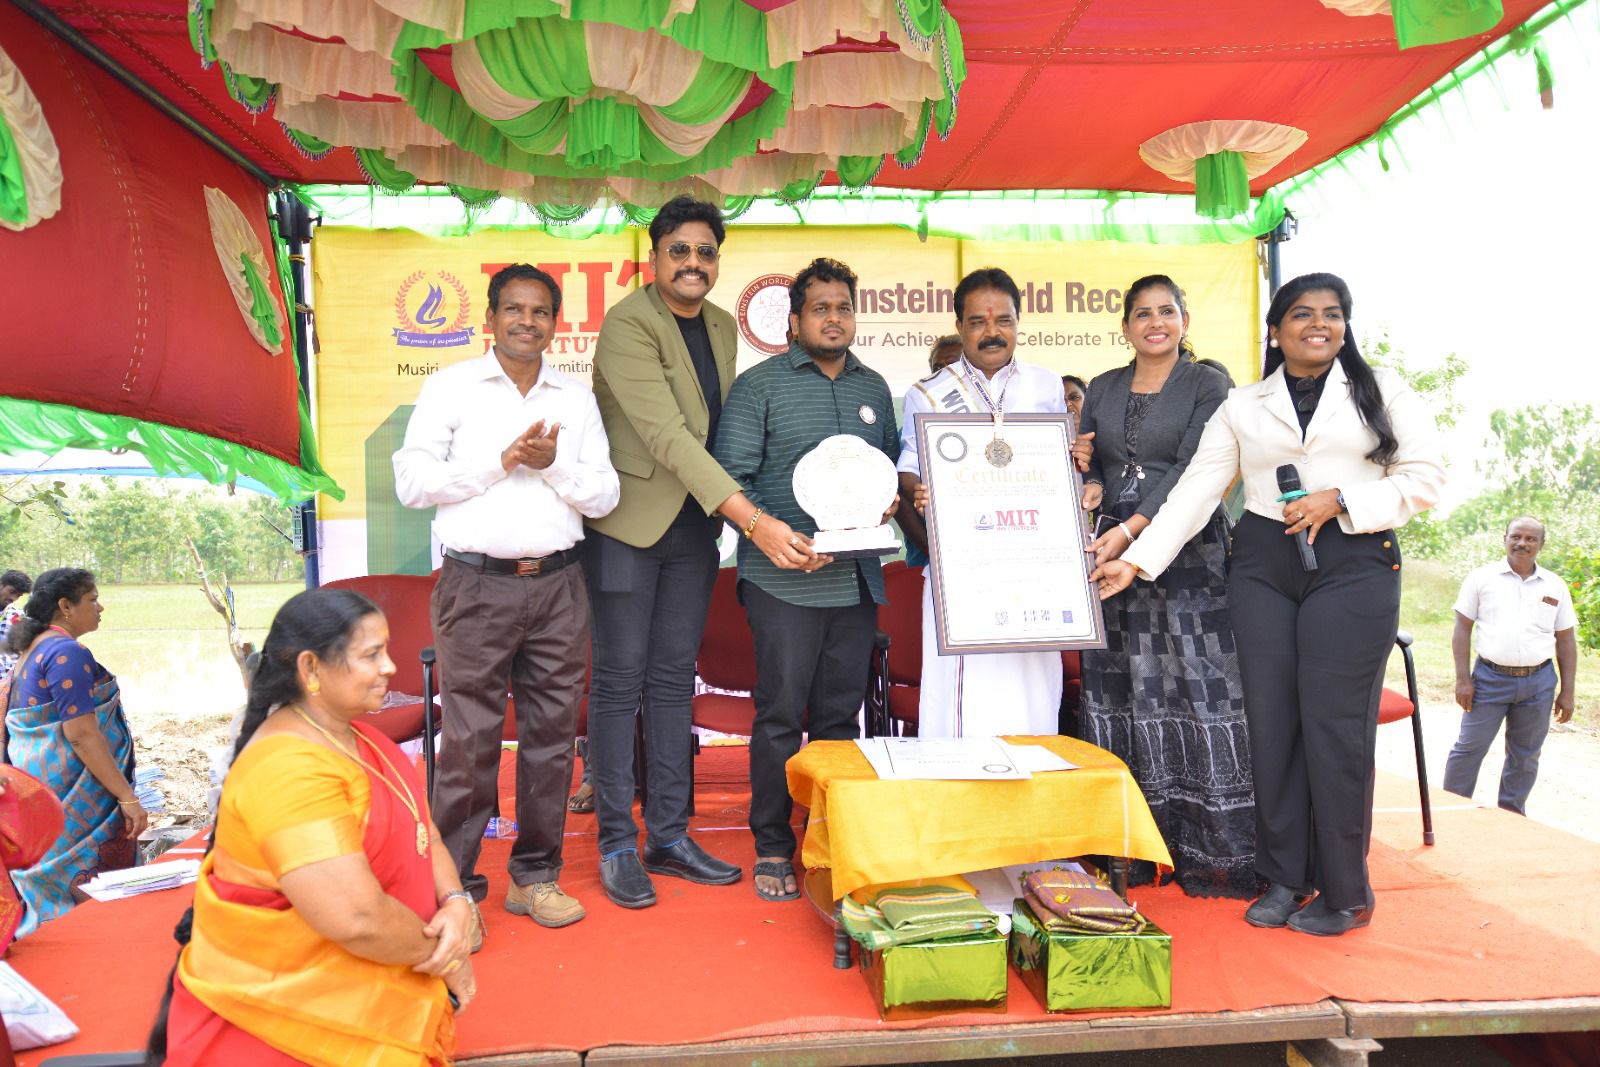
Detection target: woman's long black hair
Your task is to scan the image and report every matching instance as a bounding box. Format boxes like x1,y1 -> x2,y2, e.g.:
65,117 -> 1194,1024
145,587 -> 383,1064
4,567 -> 95,654
1263,272 -> 1398,468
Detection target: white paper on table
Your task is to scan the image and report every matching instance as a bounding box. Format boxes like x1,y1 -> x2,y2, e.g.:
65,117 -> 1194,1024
80,859 -> 200,901
853,737 -> 1030,780
998,740 -> 1078,773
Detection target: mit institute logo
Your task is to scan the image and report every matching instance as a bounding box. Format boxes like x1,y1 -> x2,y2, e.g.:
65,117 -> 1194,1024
394,270 -> 474,348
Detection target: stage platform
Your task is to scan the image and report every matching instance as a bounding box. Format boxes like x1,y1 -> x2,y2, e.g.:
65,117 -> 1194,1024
11,745 -> 1600,1066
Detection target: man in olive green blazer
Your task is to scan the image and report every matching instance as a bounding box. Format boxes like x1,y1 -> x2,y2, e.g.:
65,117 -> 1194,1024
584,197 -> 812,910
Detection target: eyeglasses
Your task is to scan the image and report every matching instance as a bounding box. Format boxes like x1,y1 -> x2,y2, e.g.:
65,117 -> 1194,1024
662,242 -> 719,263
1293,374 -> 1317,413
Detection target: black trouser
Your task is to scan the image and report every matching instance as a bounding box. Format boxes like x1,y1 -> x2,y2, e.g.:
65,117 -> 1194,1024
431,555 -> 588,898
742,578 -> 877,859
1227,513 -> 1401,911
584,517 -> 722,857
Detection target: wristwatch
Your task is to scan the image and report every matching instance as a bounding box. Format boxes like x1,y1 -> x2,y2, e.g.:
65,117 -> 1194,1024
1336,491 -> 1348,513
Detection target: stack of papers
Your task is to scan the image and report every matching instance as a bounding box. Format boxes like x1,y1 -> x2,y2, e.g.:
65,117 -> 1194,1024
133,766 -> 167,813
80,860 -> 199,902
853,737 -> 1078,781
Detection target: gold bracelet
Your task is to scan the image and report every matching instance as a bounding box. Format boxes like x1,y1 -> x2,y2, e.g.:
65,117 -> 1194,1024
118,798 -> 141,807
742,508 -> 764,539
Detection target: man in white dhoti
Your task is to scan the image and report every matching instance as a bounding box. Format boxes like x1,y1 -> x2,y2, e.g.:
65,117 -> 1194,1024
897,267 -> 1074,737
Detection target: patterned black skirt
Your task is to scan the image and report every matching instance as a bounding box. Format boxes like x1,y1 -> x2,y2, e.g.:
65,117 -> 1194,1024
1081,517 -> 1259,899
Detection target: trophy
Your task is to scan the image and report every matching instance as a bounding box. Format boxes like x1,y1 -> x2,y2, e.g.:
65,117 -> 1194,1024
792,434 -> 903,560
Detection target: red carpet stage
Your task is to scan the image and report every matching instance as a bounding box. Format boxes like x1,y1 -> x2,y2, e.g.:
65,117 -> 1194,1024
11,747 -> 1600,1065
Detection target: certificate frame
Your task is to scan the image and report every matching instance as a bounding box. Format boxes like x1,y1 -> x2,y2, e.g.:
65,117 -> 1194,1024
916,412 -> 1106,655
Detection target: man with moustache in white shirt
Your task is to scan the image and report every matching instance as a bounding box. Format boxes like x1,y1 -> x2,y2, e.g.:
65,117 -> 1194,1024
394,264 -> 619,940
898,267 -> 1089,737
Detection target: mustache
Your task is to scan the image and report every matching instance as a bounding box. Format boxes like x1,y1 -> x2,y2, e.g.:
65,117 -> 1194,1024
977,336 -> 1007,349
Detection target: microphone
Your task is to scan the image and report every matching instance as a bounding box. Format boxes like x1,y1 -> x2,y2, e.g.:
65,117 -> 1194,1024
1276,464 -> 1319,573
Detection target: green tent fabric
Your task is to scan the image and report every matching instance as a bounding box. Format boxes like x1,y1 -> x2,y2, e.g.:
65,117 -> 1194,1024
1392,0 -> 1506,50
1193,150 -> 1250,220
0,112 -> 27,224
239,253 -> 283,349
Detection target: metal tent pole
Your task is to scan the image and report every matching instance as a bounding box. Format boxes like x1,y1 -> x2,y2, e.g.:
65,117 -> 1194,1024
273,191 -> 322,590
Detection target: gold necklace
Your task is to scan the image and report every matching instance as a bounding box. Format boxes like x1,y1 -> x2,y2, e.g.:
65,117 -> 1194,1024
291,706 -> 429,856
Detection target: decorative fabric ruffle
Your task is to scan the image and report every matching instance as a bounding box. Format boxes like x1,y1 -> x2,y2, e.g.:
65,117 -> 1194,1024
204,186 -> 284,355
189,0 -> 966,209
0,42 -> 63,232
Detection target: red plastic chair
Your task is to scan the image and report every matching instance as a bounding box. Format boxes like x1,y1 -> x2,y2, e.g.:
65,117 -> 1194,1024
691,567 -> 759,737
1379,630 -> 1435,845
869,561 -> 925,736
321,574 -> 443,793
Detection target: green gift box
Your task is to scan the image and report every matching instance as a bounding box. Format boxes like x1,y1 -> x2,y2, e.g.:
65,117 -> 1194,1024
1009,896 -> 1171,1012
859,929 -> 1008,1020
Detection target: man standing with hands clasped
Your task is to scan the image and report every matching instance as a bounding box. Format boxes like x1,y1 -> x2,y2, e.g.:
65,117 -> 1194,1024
394,264 -> 619,941
1442,516 -> 1578,815
714,257 -> 900,902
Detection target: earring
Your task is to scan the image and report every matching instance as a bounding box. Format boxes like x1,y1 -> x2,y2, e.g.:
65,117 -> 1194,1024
307,679 -> 321,696
1269,339 -> 1279,348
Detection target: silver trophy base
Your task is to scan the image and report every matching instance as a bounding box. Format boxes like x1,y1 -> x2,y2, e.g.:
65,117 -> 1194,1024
811,523 -> 902,560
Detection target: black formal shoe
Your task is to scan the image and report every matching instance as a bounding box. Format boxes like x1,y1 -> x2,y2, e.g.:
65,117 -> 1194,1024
599,850 -> 657,909
1286,895 -> 1374,937
1244,883 -> 1311,928
642,837 -> 742,885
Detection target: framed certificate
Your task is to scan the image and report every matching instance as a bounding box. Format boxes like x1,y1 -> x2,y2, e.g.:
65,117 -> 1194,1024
916,412 -> 1106,655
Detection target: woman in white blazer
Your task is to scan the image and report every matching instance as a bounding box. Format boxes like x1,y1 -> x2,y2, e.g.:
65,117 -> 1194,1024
1094,273 -> 1444,937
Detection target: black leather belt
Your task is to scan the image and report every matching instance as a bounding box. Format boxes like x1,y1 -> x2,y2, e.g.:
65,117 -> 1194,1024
1479,657 -> 1550,678
443,546 -> 578,577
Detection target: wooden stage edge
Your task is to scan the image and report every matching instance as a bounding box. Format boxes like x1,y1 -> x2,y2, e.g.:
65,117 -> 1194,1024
458,997 -> 1600,1067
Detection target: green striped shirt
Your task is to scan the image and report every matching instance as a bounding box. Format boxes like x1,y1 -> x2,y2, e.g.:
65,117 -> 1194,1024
713,345 -> 899,607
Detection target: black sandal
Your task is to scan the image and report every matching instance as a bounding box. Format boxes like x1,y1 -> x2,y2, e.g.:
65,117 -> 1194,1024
752,859 -> 801,902
566,782 -> 595,814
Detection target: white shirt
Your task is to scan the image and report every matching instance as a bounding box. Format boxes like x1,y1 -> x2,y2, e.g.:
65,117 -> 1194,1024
898,357 -> 1069,478
1456,559 -> 1577,667
393,351 -> 620,558
1123,361 -> 1444,579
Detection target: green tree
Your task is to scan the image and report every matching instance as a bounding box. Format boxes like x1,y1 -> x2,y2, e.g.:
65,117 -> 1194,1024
1480,403 -> 1600,496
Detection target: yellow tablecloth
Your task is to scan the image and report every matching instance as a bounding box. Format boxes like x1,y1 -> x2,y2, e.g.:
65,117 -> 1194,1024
787,736 -> 1174,900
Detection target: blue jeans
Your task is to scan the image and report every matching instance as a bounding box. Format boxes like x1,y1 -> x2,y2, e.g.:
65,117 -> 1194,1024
1441,660 -> 1556,815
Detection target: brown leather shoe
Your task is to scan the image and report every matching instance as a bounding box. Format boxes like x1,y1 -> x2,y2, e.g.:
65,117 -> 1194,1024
505,880 -> 586,928
467,897 -> 485,954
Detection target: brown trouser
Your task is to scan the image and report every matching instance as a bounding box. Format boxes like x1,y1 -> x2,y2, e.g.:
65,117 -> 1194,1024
431,554 -> 589,898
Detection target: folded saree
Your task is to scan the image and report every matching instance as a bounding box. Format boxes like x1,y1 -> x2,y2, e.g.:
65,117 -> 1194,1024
840,884 -> 999,950
1022,868 -> 1147,934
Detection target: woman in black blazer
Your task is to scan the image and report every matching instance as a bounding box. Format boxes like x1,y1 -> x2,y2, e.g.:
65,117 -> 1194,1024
1078,275 -> 1256,899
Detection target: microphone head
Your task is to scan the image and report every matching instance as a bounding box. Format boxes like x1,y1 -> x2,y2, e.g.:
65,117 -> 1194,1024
1276,464 -> 1302,492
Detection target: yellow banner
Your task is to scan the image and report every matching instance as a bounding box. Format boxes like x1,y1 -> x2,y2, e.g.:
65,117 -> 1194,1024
311,226 -> 1258,577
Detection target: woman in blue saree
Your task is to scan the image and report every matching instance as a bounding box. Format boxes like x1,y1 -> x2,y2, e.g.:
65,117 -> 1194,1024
0,568 -> 145,937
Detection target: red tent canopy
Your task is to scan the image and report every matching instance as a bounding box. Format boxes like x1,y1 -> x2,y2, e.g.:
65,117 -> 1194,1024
19,0 -> 1550,196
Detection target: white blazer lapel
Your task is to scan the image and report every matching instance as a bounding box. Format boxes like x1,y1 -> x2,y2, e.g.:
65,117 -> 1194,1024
1301,357 -> 1351,449
1258,366 -> 1301,438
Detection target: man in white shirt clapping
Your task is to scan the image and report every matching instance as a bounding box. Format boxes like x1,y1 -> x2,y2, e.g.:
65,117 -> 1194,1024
394,264 -> 620,937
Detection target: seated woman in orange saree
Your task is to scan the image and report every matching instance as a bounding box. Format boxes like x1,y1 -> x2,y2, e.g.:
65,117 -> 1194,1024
150,587 -> 475,1067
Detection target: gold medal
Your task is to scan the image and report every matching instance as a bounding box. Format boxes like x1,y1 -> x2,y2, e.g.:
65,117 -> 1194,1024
416,821 -> 429,856
984,438 -> 1013,467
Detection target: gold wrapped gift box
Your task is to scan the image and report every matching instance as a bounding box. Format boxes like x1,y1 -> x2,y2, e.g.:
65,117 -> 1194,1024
1009,896 -> 1172,1012
859,929 -> 1009,1020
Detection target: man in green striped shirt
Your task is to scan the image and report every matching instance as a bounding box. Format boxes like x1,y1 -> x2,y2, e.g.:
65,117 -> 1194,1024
713,257 -> 900,902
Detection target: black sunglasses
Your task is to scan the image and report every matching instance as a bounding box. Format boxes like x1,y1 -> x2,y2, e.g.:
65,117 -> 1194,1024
663,242 -> 719,263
